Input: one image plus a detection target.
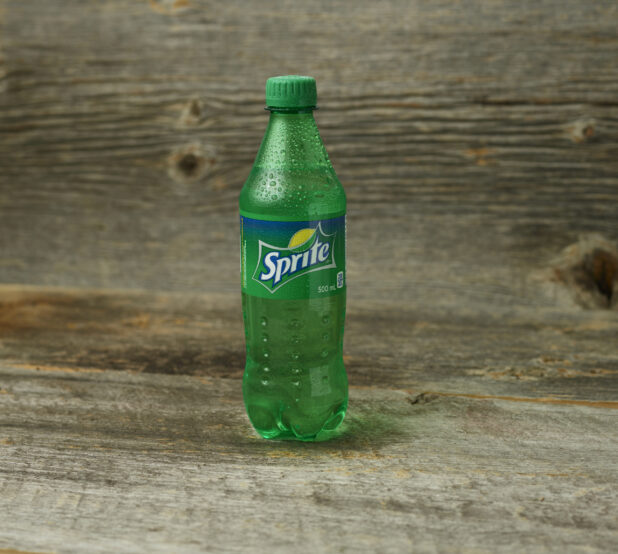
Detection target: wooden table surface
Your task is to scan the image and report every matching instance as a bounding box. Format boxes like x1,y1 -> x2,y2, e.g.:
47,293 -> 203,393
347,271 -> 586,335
1,0 -> 617,552
0,286 -> 617,553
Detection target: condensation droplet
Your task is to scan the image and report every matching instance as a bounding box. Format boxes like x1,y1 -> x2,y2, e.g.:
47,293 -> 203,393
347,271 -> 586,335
260,316 -> 268,327
322,314 -> 330,325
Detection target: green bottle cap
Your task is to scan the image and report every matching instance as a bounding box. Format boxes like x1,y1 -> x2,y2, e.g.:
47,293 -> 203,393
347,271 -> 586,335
265,75 -> 317,109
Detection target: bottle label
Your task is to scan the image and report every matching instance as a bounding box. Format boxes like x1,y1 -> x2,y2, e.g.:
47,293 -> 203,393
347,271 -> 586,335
240,214 -> 345,299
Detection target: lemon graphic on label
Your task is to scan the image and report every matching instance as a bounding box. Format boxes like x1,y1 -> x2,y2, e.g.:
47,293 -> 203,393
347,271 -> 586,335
288,228 -> 316,249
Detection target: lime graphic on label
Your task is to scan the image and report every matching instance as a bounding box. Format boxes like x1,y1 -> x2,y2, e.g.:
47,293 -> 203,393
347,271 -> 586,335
288,228 -> 316,249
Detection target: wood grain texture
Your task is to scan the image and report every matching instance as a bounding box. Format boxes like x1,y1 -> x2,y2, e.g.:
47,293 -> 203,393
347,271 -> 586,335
1,362 -> 617,553
1,1 -> 618,551
1,286 -> 617,403
0,285 -> 617,552
0,0 -> 617,302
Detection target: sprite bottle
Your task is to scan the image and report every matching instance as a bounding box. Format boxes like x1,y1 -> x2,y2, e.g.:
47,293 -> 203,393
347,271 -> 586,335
239,75 -> 347,441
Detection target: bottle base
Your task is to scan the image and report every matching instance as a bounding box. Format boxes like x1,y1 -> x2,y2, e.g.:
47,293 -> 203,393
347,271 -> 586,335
247,402 -> 347,442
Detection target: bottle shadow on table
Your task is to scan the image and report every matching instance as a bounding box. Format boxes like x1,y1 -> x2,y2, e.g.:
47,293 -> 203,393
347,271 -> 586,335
317,410 -> 407,449
241,394 -> 417,456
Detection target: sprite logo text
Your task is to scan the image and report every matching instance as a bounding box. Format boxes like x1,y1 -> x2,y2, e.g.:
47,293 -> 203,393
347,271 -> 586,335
253,223 -> 336,293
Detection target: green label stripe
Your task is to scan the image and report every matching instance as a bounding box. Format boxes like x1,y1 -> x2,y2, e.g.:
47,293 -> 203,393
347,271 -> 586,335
240,214 -> 346,300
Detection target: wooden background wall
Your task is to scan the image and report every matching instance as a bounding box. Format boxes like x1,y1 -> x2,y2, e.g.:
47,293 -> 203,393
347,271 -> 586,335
1,3 -> 618,552
0,0 -> 616,312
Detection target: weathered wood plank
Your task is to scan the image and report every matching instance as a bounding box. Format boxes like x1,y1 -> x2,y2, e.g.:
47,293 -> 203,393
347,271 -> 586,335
0,0 -> 617,297
1,1 -> 617,551
1,363 -> 617,553
1,286 -> 616,403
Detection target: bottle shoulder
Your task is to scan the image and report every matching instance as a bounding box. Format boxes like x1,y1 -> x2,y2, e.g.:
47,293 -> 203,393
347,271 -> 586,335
239,111 -> 345,221
240,167 -> 345,221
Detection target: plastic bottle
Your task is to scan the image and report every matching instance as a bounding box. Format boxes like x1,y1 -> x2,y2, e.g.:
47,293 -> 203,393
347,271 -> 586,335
239,75 -> 347,441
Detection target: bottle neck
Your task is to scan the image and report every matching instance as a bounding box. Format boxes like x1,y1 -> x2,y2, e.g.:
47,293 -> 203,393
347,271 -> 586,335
254,109 -> 331,171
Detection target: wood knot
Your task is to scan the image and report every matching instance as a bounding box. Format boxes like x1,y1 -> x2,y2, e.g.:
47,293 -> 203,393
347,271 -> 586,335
552,235 -> 618,309
168,144 -> 214,184
582,249 -> 616,303
179,98 -> 203,126
178,153 -> 199,175
567,118 -> 596,143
